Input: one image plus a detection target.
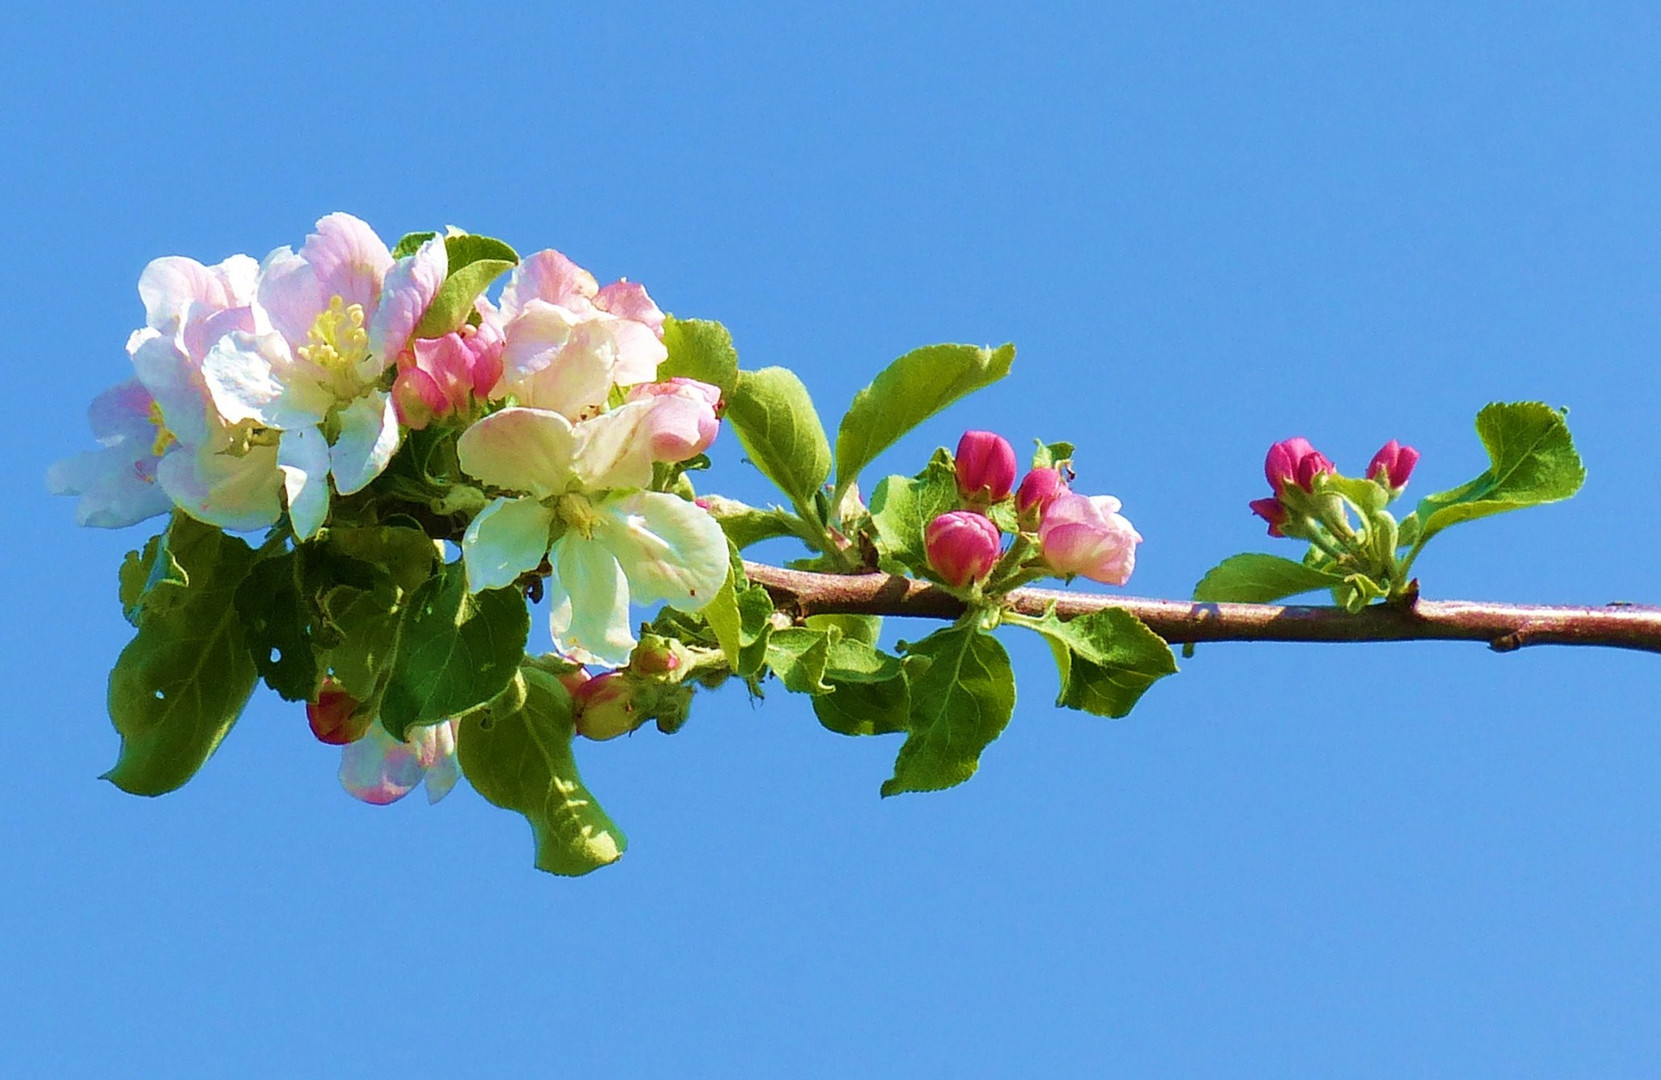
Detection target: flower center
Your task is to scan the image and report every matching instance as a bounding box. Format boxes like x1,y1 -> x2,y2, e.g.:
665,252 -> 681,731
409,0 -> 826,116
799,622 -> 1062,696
147,400 -> 177,457
298,296 -> 370,390
558,493 -> 599,538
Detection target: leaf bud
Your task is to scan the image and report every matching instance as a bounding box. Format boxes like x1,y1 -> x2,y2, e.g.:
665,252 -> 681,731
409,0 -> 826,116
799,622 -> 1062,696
925,510 -> 1003,588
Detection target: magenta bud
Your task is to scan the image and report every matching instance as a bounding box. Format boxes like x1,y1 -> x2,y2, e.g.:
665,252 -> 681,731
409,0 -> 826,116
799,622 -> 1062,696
307,684 -> 372,746
925,511 -> 1003,587
1264,437 -> 1333,494
955,430 -> 1017,502
572,672 -> 642,741
1249,497 -> 1289,538
1366,440 -> 1419,491
1016,467 -> 1068,517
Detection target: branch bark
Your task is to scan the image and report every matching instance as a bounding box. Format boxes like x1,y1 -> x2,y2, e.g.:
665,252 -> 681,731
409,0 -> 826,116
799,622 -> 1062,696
744,561 -> 1661,655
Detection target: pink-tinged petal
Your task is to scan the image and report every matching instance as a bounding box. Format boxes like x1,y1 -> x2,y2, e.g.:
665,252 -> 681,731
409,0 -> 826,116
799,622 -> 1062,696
456,407 -> 577,496
595,280 -> 665,337
181,303 -> 258,362
546,534 -> 636,668
201,331 -> 331,430
1038,492 -> 1142,586
367,233 -> 447,368
627,379 -> 721,462
424,736 -> 462,803
279,425 -> 331,540
570,402 -> 656,490
592,491 -> 728,612
329,393 -> 401,495
461,320 -> 505,398
603,318 -> 669,387
128,333 -> 212,448
462,496 -> 557,592
499,300 -> 578,378
212,253 -> 260,306
48,381 -> 173,528
138,257 -> 221,336
499,249 -> 598,320
256,245 -> 325,345
339,720 -> 425,805
301,212 -> 392,317
156,441 -> 284,533
86,378 -> 158,443
391,363 -> 447,430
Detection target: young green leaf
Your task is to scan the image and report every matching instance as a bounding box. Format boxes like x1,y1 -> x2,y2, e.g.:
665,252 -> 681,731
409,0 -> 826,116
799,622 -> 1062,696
458,668 -> 627,877
379,561 -> 530,739
392,231 -> 438,259
868,449 -> 960,575
1193,553 -> 1347,604
119,529 -> 187,627
881,626 -> 1016,796
807,613 -> 883,649
659,316 -> 740,393
412,233 -> 520,338
104,514 -> 260,796
832,342 -> 1015,507
1010,606 -> 1176,718
765,627 -> 833,693
1031,440 -> 1074,470
724,366 -> 834,513
1410,401 -> 1585,549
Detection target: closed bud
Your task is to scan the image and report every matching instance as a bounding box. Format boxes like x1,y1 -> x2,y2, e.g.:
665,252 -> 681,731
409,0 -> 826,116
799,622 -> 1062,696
631,634 -> 685,676
1016,467 -> 1067,519
925,511 -> 1003,587
1264,437 -> 1333,494
572,672 -> 644,741
955,430 -> 1017,503
627,378 -> 722,462
1366,439 -> 1420,492
1249,496 -> 1289,537
307,684 -> 372,746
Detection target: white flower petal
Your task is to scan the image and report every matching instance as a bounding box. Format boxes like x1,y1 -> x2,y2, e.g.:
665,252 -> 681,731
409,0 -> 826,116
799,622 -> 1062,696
301,212 -> 392,316
200,331 -> 330,430
462,496 -> 556,592
47,448 -> 172,528
604,317 -> 669,386
456,407 -> 577,496
330,392 -> 401,495
422,721 -> 461,804
592,491 -> 728,611
499,250 -> 598,322
256,245 -> 325,345
368,233 -> 447,368
139,256 -> 222,337
129,333 -> 211,448
547,534 -> 636,668
280,426 -> 331,540
156,441 -> 283,532
570,401 -> 655,491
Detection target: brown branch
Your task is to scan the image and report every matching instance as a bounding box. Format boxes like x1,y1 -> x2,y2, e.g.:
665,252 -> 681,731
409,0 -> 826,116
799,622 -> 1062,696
743,561 -> 1661,655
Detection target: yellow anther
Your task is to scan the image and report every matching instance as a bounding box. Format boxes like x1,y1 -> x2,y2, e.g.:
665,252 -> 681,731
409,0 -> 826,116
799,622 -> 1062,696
147,400 -> 177,457
297,295 -> 370,375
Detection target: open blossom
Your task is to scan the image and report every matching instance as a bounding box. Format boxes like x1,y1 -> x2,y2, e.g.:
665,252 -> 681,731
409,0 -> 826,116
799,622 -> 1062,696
1038,492 -> 1141,585
198,214 -> 446,538
48,380 -> 176,528
339,718 -> 461,805
456,403 -> 727,667
487,250 -> 668,421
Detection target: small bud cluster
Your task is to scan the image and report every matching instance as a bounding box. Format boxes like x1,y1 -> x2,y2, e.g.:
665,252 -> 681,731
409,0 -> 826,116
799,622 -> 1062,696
923,430 -> 1142,594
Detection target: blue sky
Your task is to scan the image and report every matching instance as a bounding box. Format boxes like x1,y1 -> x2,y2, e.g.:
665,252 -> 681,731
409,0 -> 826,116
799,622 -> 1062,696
5,2 -> 1661,1075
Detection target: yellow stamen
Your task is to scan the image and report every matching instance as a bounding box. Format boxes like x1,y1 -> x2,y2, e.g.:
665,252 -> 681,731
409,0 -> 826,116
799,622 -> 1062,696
147,400 -> 177,457
297,295 -> 370,377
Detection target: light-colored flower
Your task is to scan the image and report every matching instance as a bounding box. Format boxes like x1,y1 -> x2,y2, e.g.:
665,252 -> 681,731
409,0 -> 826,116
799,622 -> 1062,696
199,214 -> 446,538
626,378 -> 722,462
339,718 -> 461,805
457,404 -> 727,667
1038,491 -> 1142,586
488,249 -> 667,421
47,379 -> 175,528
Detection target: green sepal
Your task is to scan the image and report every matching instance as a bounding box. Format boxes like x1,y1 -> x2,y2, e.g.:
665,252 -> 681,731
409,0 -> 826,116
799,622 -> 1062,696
104,513 -> 260,796
724,366 -> 834,513
379,561 -> 530,739
458,668 -> 627,877
234,549 -> 318,701
881,626 -> 1016,796
1012,606 -> 1176,718
1193,553 -> 1347,604
868,448 -> 959,576
832,342 -> 1015,508
1410,402 -> 1586,549
659,316 -> 740,393
412,233 -> 519,338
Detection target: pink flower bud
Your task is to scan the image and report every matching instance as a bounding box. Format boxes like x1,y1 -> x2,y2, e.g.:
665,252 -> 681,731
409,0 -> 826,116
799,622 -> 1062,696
955,430 -> 1017,502
627,378 -> 722,463
1016,467 -> 1068,517
307,684 -> 371,746
391,323 -> 506,429
1366,439 -> 1420,491
1249,496 -> 1289,537
1037,492 -> 1142,586
925,511 -> 1003,587
572,672 -> 642,741
1264,437 -> 1333,494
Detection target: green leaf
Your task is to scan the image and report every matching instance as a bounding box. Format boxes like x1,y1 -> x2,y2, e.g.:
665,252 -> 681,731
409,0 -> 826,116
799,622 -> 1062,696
119,529 -> 187,626
234,550 -> 317,701
832,342 -> 1016,507
881,626 -> 1016,796
379,561 -> 530,739
412,234 -> 520,338
1193,553 -> 1347,604
734,584 -> 779,677
698,494 -> 802,549
458,668 -> 627,876
1410,401 -> 1586,548
807,613 -> 883,648
813,672 -> 911,737
765,627 -> 833,693
1013,607 -> 1176,718
659,316 -> 740,393
724,366 -> 833,512
867,449 -> 960,575
104,514 -> 260,796
392,231 -> 438,259
1031,440 -> 1074,470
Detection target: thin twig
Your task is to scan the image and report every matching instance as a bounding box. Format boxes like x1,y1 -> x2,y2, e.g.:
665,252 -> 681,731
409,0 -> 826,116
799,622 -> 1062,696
743,562 -> 1661,655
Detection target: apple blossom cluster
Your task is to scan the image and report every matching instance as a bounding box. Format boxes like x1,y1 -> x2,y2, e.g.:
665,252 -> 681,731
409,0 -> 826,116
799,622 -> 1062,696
922,430 -> 1142,593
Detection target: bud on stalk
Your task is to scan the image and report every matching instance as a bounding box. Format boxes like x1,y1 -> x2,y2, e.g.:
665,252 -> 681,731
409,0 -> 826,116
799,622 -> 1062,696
925,511 -> 1003,588
955,430 -> 1017,503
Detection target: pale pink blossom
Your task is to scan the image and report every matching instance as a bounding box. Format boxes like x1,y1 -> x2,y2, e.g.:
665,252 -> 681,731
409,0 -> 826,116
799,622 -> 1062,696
626,378 -> 722,462
339,718 -> 461,806
1038,492 -> 1141,586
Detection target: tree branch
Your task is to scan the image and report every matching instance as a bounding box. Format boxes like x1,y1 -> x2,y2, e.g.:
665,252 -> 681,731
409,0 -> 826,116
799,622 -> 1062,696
744,562 -> 1661,655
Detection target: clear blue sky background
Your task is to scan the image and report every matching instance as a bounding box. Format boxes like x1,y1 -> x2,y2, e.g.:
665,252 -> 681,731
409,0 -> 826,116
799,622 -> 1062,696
5,2 -> 1660,1076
